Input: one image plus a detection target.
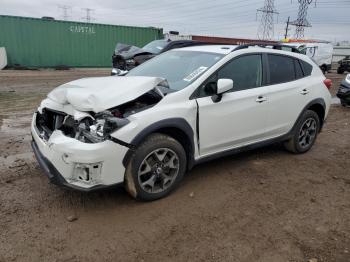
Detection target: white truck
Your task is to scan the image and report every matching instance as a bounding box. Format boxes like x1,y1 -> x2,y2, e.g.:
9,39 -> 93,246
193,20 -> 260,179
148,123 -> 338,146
284,41 -> 333,74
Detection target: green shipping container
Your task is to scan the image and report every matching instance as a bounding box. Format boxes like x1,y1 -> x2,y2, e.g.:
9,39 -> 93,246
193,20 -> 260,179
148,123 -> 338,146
0,15 -> 163,67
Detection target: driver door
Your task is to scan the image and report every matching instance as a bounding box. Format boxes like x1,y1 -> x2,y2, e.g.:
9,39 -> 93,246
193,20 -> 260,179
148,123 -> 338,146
195,54 -> 270,156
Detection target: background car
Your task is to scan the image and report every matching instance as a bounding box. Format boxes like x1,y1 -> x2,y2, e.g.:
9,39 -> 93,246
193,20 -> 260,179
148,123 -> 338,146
337,74 -> 350,106
111,39 -> 210,75
337,55 -> 350,74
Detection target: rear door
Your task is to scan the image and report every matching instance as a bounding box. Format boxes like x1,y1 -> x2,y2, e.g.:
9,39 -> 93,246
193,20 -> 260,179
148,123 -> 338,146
265,54 -> 311,137
195,54 -> 270,156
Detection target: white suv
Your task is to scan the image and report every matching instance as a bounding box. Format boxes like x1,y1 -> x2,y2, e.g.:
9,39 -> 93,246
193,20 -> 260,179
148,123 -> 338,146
31,45 -> 332,201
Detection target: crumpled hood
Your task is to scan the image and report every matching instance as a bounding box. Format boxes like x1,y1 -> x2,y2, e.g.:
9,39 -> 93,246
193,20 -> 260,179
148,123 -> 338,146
47,76 -> 164,113
114,43 -> 153,59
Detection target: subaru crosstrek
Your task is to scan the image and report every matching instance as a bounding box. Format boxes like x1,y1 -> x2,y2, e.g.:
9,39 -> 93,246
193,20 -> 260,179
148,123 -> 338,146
31,45 -> 332,201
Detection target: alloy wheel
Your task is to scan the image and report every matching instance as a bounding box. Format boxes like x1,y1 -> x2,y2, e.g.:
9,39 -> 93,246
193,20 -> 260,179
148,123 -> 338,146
137,148 -> 180,194
298,118 -> 317,149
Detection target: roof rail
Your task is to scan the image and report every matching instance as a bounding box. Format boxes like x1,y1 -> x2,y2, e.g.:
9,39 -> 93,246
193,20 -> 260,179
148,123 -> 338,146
233,43 -> 301,53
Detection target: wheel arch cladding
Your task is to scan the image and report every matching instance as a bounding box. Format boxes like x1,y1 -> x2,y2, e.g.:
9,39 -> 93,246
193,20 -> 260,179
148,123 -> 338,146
122,118 -> 195,170
289,98 -> 326,136
307,101 -> 326,129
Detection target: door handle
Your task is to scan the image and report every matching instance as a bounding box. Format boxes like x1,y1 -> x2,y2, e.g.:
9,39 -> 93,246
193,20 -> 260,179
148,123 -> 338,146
256,96 -> 267,103
300,88 -> 309,95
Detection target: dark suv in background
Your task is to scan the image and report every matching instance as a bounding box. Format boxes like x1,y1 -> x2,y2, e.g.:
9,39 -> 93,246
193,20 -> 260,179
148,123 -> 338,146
337,56 -> 350,74
111,39 -> 208,75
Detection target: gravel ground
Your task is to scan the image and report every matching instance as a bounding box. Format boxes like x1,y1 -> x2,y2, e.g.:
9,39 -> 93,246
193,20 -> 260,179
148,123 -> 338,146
0,69 -> 349,262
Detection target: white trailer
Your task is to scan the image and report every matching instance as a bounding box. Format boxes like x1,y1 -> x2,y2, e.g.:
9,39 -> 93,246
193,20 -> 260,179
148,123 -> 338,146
284,42 -> 333,73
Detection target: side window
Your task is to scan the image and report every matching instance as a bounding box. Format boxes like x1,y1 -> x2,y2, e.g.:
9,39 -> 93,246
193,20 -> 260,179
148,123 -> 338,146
294,59 -> 304,79
218,54 -> 263,91
198,54 -> 263,97
300,60 -> 313,76
198,74 -> 218,97
268,54 -> 295,84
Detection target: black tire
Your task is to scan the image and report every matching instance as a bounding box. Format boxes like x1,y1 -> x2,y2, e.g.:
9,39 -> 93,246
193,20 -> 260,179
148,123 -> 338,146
337,68 -> 344,74
284,110 -> 321,154
341,100 -> 349,107
124,133 -> 187,201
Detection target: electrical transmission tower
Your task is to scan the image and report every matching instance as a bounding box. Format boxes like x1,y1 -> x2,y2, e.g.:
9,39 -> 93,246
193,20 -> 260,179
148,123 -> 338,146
58,5 -> 71,21
291,0 -> 316,39
82,8 -> 95,23
257,0 -> 279,40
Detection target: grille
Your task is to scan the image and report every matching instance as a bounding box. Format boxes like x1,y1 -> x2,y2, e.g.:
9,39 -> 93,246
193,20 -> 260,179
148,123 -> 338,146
36,109 -> 66,138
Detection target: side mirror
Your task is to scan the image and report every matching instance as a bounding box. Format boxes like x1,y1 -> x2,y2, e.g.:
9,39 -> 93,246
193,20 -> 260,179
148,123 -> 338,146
212,79 -> 233,103
217,79 -> 233,94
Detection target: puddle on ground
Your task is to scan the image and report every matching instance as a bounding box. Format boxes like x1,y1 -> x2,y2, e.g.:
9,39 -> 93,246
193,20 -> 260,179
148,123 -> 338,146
0,152 -> 34,169
1,113 -> 32,136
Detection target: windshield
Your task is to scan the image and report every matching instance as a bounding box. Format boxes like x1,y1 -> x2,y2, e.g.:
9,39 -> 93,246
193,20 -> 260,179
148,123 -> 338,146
142,40 -> 169,54
127,50 -> 224,91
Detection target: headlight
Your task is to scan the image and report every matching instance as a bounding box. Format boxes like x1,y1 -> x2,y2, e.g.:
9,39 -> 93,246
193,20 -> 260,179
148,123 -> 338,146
126,59 -> 135,65
76,111 -> 129,143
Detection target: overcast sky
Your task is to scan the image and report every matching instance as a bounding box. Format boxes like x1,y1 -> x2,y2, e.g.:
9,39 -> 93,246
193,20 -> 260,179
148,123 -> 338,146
1,0 -> 350,42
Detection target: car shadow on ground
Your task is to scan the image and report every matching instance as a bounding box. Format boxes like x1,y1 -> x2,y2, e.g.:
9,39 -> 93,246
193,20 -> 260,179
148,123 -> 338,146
34,142 -> 287,208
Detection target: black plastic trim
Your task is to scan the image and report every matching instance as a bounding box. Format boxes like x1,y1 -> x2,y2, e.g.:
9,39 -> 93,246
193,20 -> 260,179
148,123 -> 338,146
122,118 -> 195,169
195,132 -> 291,165
31,140 -> 122,192
296,98 -> 326,130
233,44 -> 301,53
107,135 -> 135,149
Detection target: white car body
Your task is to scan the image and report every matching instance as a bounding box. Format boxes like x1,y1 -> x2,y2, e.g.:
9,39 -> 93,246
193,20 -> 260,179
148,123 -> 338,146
31,45 -> 331,192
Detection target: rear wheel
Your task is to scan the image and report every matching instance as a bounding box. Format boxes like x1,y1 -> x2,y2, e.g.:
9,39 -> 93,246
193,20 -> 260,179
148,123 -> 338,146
124,133 -> 186,201
284,110 -> 320,154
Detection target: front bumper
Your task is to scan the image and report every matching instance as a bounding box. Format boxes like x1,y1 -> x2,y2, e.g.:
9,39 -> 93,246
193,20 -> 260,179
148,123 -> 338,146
31,140 -> 122,192
31,113 -> 129,192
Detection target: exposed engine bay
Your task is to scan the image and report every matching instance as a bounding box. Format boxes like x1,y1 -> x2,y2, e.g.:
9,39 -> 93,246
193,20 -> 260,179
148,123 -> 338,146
36,89 -> 163,143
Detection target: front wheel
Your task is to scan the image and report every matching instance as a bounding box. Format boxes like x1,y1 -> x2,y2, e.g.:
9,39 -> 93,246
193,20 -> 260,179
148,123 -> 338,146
284,110 -> 320,154
124,133 -> 187,201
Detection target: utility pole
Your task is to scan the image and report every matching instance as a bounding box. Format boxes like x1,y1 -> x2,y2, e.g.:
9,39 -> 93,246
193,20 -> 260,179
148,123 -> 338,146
284,16 -> 291,39
257,0 -> 279,40
82,8 -> 94,23
291,0 -> 316,39
58,5 -> 71,21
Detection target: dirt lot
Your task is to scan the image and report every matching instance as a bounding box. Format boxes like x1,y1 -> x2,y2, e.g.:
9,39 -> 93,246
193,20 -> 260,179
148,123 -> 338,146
0,69 -> 349,262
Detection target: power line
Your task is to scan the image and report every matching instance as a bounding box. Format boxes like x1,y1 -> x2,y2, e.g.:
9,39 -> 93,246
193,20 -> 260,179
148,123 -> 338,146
290,0 -> 316,39
284,16 -> 291,39
257,0 -> 279,40
58,5 -> 71,21
82,8 -> 95,23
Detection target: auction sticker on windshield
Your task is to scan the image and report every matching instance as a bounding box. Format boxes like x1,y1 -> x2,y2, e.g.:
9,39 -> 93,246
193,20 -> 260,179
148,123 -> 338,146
183,66 -> 208,82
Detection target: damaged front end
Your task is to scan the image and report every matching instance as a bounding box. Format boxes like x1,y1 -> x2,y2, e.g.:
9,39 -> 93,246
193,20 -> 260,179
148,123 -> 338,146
31,76 -> 169,190
35,88 -> 163,143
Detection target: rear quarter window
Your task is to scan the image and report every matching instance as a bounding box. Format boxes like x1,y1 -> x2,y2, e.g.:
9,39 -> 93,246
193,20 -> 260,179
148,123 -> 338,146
294,59 -> 304,79
299,60 -> 313,76
268,54 -> 295,85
